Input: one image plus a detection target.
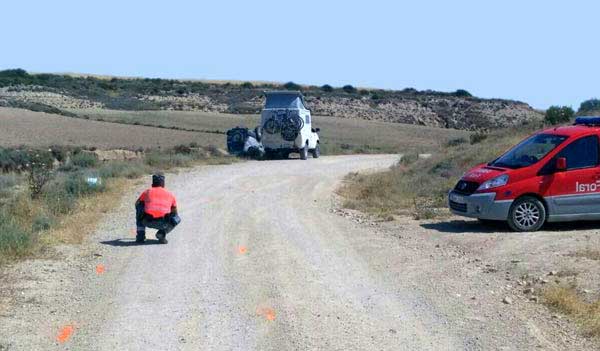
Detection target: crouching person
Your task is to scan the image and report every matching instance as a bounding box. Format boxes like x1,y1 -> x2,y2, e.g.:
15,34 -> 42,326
135,174 -> 181,244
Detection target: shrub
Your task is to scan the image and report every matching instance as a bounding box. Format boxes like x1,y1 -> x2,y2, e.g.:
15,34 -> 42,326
470,133 -> 488,144
399,153 -> 418,166
43,184 -> 75,215
0,68 -> 29,78
0,210 -> 34,257
446,138 -> 467,147
98,161 -> 148,179
320,84 -> 334,92
283,81 -> 301,91
63,175 -> 105,197
578,98 -> 600,115
32,215 -> 53,232
342,85 -> 357,94
241,82 -> 254,89
0,173 -> 19,191
144,152 -> 193,168
70,152 -> 98,168
454,89 -> 472,97
545,106 -> 574,125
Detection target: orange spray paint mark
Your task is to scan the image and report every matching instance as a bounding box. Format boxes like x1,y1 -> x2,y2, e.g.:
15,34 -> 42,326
237,246 -> 247,255
130,228 -> 136,236
257,307 -> 276,321
96,264 -> 105,274
57,325 -> 74,343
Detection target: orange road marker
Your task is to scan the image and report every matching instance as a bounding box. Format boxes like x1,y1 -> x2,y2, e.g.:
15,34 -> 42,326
237,246 -> 248,255
96,264 -> 105,275
57,325 -> 74,343
257,307 -> 276,321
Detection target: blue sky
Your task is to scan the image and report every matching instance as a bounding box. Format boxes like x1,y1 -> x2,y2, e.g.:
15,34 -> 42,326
1,0 -> 597,109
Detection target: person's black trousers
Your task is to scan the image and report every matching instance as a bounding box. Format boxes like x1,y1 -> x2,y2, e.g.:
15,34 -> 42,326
136,204 -> 177,240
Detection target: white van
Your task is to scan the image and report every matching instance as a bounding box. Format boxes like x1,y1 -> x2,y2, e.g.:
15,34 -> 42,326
260,91 -> 320,160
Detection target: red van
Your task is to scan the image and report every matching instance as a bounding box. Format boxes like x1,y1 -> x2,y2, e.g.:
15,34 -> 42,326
449,117 -> 600,231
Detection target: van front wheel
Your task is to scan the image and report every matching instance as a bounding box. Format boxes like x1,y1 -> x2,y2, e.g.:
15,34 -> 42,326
508,196 -> 546,232
311,144 -> 320,158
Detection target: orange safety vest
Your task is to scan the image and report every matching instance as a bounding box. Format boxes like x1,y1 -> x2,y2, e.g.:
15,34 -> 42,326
138,187 -> 177,218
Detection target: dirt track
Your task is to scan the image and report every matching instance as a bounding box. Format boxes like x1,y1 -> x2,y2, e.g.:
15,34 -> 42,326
1,155 -> 598,350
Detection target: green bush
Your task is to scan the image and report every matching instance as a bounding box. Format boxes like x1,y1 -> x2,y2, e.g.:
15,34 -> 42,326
0,210 -> 34,257
42,174 -> 104,215
32,215 -> 53,232
342,85 -> 357,94
545,106 -> 574,125
283,82 -> 301,91
454,89 -> 472,97
70,152 -> 98,168
43,184 -> 75,215
578,99 -> 600,114
321,84 -> 334,92
241,82 -> 254,89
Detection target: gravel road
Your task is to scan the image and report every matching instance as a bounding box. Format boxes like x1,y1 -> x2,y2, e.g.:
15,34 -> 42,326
1,155 -> 598,350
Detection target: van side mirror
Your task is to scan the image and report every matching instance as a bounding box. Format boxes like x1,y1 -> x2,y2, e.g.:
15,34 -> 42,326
556,157 -> 567,171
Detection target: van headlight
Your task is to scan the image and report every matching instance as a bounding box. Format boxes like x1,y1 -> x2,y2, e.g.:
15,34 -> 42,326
477,175 -> 509,191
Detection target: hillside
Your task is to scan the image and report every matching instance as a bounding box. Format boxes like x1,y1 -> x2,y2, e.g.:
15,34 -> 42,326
0,69 -> 542,130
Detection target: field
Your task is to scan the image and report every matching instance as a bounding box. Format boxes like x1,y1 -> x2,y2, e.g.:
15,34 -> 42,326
0,108 -> 222,149
67,108 -> 471,153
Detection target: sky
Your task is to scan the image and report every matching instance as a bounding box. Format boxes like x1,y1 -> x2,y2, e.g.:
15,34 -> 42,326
1,0 -> 598,109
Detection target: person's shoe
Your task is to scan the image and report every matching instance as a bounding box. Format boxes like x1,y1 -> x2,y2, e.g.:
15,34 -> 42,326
156,231 -> 168,244
135,233 -> 146,243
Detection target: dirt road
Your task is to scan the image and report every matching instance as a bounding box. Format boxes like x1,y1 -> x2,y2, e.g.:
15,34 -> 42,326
2,155 -> 598,350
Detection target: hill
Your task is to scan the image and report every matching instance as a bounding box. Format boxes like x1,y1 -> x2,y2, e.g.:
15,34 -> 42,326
0,69 -> 542,131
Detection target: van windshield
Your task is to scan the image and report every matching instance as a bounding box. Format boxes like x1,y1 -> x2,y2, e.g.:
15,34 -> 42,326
489,133 -> 568,169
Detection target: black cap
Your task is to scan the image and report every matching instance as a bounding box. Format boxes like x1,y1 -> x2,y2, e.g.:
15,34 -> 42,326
152,173 -> 165,187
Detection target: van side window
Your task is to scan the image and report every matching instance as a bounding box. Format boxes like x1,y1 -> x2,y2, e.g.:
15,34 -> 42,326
305,115 -> 310,124
557,135 -> 599,170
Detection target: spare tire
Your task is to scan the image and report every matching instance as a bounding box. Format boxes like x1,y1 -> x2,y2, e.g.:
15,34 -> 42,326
281,115 -> 304,141
226,128 -> 247,154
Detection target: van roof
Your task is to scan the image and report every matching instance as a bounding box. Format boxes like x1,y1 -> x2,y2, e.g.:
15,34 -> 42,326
541,124 -> 600,137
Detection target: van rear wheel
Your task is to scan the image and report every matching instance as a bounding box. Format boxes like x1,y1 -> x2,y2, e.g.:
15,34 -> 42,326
508,196 -> 546,232
300,143 -> 308,160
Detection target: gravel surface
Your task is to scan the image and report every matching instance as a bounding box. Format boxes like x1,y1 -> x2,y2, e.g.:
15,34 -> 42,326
1,155 -> 598,350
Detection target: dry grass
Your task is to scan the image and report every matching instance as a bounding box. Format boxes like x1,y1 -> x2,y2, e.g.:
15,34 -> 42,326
39,178 -> 131,245
544,286 -> 600,337
339,124 -> 540,218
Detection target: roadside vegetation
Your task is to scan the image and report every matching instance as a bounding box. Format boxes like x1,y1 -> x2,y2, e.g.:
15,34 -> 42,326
339,123 -> 541,219
544,285 -> 600,337
0,144 -> 232,263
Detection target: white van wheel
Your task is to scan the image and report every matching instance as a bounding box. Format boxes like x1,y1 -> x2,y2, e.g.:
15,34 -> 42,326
312,144 -> 320,158
300,143 -> 308,160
